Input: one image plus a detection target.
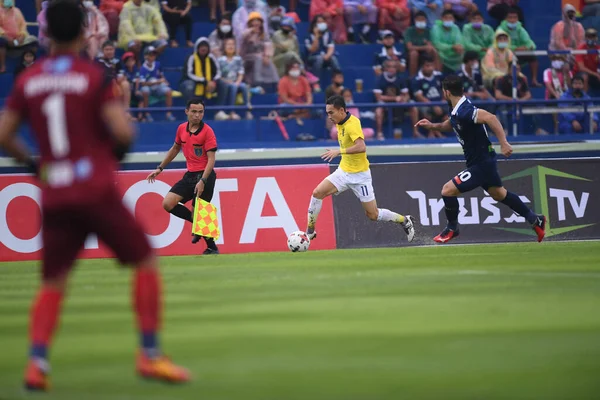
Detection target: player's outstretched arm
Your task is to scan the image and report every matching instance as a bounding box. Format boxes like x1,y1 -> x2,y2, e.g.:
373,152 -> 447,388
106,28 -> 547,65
474,109 -> 513,158
321,138 -> 366,162
414,118 -> 453,132
0,109 -> 36,171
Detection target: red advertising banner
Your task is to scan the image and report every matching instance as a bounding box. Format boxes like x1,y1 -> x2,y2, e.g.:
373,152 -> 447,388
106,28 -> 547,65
0,165 -> 336,261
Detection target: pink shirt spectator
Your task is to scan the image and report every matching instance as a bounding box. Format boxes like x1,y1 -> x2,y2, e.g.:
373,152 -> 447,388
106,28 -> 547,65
549,10 -> 585,50
543,67 -> 571,99
309,0 -> 347,44
0,5 -> 26,41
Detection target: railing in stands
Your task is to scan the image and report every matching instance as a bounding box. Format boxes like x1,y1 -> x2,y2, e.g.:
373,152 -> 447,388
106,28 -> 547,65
129,98 -> 600,138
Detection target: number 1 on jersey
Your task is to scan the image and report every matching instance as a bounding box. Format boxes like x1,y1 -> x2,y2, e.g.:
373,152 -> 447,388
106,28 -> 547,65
42,93 -> 70,158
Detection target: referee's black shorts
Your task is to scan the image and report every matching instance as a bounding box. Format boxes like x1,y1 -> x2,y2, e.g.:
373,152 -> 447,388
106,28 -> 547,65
169,170 -> 217,205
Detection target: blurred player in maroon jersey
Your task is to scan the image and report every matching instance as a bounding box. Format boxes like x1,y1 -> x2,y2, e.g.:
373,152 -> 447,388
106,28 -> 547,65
0,0 -> 190,391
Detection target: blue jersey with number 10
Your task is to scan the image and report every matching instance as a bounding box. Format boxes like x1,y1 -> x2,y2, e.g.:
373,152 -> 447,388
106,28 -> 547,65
449,96 -> 496,167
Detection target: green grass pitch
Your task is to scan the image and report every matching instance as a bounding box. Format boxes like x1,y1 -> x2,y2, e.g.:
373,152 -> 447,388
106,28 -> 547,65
1,242 -> 600,400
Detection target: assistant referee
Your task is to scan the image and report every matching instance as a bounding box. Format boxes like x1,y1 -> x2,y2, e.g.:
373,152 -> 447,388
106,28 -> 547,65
147,98 -> 219,254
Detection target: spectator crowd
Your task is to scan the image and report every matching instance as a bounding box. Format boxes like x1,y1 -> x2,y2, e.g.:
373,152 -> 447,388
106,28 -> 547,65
1,0 -> 599,136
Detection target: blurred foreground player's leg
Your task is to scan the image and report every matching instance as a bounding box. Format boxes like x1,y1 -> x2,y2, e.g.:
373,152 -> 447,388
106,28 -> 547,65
0,1 -> 190,390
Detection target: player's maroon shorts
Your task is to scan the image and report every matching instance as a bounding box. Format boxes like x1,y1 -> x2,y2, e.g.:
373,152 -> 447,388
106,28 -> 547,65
41,189 -> 152,280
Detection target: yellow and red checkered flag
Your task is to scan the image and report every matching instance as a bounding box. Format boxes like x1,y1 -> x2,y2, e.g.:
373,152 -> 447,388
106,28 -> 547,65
192,199 -> 220,240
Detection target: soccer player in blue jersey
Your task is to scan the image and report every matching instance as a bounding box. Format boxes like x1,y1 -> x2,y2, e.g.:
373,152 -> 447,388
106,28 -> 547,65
415,75 -> 546,243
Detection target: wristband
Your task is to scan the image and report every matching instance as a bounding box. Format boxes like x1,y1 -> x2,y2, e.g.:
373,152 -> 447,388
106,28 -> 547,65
157,165 -> 164,171
340,148 -> 346,154
200,177 -> 208,184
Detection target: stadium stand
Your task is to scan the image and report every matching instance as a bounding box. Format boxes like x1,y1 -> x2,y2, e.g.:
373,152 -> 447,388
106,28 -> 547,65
0,0 -> 594,149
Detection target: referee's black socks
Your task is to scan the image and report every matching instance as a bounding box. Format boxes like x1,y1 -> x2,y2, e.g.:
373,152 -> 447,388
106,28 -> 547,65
170,204 -> 193,223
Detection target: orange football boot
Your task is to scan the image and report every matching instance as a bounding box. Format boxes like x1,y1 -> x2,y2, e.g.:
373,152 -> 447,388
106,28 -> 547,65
136,352 -> 191,383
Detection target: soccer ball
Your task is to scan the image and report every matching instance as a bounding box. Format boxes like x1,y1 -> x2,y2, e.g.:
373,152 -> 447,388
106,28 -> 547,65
287,231 -> 310,252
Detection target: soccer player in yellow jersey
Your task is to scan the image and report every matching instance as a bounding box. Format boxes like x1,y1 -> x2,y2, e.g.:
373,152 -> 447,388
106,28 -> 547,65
306,95 -> 415,242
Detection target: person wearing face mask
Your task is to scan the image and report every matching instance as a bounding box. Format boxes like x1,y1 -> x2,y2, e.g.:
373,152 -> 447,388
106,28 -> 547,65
411,57 -> 445,138
181,37 -> 221,103
0,0 -> 38,73
118,0 -> 169,63
272,16 -> 303,77
405,11 -> 441,77
305,14 -> 342,75
458,51 -> 492,101
217,37 -> 252,120
558,75 -> 599,134
277,61 -> 313,122
550,4 -> 585,54
79,0 -> 109,59
309,0 -> 347,44
462,11 -> 494,60
431,10 -> 464,73
232,0 -> 269,48
161,0 -> 193,48
487,0 -> 524,27
543,55 -> 571,133
377,0 -> 410,39
481,30 -> 513,90
498,7 -> 540,87
373,30 -> 406,77
208,13 -> 233,58
239,12 -> 279,89
374,59 -> 419,139
574,28 -> 600,92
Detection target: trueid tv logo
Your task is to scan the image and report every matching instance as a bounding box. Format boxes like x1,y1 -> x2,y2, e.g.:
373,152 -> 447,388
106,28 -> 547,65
406,165 -> 594,238
498,165 -> 593,238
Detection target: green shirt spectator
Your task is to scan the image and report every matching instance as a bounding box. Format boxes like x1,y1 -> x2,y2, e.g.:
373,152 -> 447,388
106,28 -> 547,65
431,10 -> 464,72
462,11 -> 494,60
404,25 -> 430,47
405,11 -> 440,77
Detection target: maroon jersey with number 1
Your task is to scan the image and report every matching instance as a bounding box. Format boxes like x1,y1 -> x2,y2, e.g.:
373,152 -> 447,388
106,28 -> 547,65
6,53 -> 122,209
5,53 -> 151,276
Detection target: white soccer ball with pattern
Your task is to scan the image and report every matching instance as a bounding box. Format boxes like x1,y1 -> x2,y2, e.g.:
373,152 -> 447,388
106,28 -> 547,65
287,231 -> 310,252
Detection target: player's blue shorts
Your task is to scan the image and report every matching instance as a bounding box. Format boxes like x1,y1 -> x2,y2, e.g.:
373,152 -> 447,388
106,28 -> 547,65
451,158 -> 503,193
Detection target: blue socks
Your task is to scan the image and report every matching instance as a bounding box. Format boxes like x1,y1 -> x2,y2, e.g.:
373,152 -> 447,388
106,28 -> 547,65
30,344 -> 47,360
442,196 -> 460,231
501,191 -> 537,224
141,332 -> 159,359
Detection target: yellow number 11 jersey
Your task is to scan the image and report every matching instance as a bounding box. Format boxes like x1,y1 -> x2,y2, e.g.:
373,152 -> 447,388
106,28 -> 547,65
337,112 -> 370,173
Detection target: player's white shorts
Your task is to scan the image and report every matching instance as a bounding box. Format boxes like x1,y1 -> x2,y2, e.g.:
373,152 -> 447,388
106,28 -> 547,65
326,168 -> 375,203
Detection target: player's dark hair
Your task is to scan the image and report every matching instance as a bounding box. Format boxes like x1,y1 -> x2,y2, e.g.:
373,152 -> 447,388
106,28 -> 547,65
326,95 -> 346,110
102,40 -> 115,49
506,7 -> 519,16
186,98 -> 205,109
463,50 -> 479,63
572,74 -> 585,84
46,0 -> 86,43
443,75 -> 465,97
442,10 -> 455,18
414,11 -> 427,19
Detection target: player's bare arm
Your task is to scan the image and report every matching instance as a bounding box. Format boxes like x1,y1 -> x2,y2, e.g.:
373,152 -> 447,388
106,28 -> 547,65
414,118 -> 452,132
147,142 -> 182,182
321,138 -> 366,162
0,109 -> 35,169
195,150 -> 215,196
475,109 -> 513,158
